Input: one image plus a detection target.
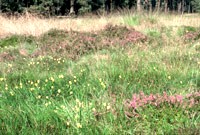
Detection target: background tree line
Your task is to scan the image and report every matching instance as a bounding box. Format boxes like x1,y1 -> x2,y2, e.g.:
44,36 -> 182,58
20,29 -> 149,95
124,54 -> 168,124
0,0 -> 200,16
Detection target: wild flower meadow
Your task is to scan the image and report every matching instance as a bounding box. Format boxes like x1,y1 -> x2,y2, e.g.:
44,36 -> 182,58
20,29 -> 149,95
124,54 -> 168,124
0,14 -> 200,134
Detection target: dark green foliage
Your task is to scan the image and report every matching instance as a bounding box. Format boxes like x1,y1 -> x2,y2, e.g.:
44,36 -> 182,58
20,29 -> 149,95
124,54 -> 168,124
88,0 -> 104,12
191,0 -> 200,12
0,0 -> 199,16
0,35 -> 34,48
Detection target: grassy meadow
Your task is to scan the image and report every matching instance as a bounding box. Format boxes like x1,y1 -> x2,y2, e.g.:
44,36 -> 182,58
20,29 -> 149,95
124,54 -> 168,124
0,13 -> 200,134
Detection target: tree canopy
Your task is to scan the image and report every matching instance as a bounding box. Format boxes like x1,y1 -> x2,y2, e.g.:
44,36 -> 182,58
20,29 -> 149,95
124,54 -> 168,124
0,0 -> 199,16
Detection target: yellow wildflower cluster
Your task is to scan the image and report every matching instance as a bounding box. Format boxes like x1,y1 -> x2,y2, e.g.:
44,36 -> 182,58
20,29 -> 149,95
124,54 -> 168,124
99,78 -> 106,89
10,91 -> 14,96
28,61 -> 35,66
49,77 -> 55,82
76,123 -> 82,128
58,74 -> 64,79
38,56 -> 45,61
103,102 -> 111,110
54,58 -> 65,64
36,95 -> 41,99
5,84 -> 8,90
45,101 -> 51,107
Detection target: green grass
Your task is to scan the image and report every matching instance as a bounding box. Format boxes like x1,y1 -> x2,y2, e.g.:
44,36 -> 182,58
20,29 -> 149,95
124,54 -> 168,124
0,16 -> 200,134
123,14 -> 140,26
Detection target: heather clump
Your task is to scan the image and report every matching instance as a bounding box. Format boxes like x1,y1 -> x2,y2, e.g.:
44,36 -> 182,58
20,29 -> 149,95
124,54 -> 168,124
183,30 -> 200,41
0,24 -> 146,61
125,91 -> 200,117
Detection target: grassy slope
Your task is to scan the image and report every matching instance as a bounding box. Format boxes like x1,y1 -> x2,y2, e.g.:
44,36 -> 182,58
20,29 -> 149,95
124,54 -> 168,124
0,14 -> 200,134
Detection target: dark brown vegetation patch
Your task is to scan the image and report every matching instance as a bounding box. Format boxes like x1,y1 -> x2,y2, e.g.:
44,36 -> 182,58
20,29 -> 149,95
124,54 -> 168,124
183,30 -> 200,41
0,25 -> 146,61
0,52 -> 15,61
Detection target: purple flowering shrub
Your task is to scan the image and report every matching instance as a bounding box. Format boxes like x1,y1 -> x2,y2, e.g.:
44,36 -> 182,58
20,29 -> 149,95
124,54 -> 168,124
125,91 -> 200,118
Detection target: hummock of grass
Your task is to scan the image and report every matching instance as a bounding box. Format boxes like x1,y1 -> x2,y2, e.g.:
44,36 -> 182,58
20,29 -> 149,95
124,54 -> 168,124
0,13 -> 200,134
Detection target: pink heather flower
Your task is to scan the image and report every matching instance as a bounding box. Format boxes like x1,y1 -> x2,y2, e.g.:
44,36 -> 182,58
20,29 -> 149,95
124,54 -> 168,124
132,94 -> 138,101
194,92 -> 200,97
163,92 -> 169,101
186,93 -> 193,98
130,100 -> 137,109
189,98 -> 195,107
127,91 -> 199,113
130,94 -> 139,109
169,96 -> 176,104
176,95 -> 183,103
148,94 -> 154,101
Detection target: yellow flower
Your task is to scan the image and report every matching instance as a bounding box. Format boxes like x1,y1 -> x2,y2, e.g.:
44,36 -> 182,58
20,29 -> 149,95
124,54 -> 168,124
50,77 -> 55,82
101,82 -> 106,88
69,81 -> 72,85
8,64 -> 12,68
10,91 -> 14,96
58,89 -> 61,93
70,91 -> 73,95
119,75 -> 122,79
76,123 -> 82,128
54,110 -> 58,113
66,121 -> 70,126
107,105 -> 111,110
61,105 -> 66,109
58,75 -> 64,79
45,103 -> 48,107
34,83 -> 38,87
92,108 -> 96,112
